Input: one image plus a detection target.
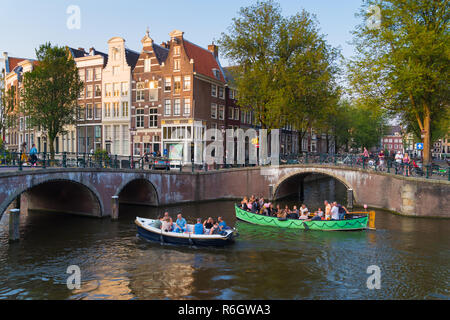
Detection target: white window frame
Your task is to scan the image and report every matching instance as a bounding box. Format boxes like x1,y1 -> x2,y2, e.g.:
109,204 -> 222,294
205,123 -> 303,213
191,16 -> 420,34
211,103 -> 217,119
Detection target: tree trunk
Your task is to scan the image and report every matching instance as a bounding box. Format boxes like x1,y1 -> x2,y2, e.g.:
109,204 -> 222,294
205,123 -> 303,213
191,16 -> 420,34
49,135 -> 56,161
423,105 -> 431,165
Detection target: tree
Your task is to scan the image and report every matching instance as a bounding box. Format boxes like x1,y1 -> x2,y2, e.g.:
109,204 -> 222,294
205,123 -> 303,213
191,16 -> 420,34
0,75 -> 18,143
218,0 -> 340,151
20,43 -> 83,158
348,0 -> 449,164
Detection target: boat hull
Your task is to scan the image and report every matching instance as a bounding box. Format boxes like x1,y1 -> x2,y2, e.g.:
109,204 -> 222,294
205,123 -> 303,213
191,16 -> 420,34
235,205 -> 368,231
136,218 -> 235,247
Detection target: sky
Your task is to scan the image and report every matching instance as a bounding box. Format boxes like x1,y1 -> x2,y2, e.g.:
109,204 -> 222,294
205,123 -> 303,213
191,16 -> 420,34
0,0 -> 364,67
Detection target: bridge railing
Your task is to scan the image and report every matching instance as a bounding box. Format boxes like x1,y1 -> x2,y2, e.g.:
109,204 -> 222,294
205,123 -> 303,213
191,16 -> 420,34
0,150 -> 448,181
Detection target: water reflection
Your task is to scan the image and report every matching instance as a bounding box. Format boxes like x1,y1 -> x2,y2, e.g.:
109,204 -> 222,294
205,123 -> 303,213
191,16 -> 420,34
0,177 -> 448,300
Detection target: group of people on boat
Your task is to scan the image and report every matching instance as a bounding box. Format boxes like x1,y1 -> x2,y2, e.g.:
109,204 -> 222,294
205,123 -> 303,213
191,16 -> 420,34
239,195 -> 350,221
150,212 -> 229,235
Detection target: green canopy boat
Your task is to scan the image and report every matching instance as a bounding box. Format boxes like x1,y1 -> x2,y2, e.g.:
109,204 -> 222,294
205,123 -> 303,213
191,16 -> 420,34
235,205 -> 371,231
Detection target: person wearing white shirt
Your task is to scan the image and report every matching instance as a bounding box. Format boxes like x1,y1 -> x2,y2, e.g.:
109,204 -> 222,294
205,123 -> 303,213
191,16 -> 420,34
331,202 -> 340,220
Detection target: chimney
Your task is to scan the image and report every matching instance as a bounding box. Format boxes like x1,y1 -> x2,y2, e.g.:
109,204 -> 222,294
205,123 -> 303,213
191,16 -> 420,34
3,52 -> 8,73
208,43 -> 218,59
89,47 -> 95,56
77,47 -> 85,53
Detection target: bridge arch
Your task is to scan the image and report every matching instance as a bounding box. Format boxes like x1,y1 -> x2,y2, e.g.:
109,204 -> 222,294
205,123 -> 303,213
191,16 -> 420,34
0,178 -> 103,219
273,168 -> 358,203
116,178 -> 159,207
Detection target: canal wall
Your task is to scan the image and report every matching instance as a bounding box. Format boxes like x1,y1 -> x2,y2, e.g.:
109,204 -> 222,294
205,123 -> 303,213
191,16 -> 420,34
0,166 -> 449,219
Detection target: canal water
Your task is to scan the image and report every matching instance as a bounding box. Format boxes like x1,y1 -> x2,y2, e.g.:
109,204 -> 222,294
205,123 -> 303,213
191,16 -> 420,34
0,177 -> 448,300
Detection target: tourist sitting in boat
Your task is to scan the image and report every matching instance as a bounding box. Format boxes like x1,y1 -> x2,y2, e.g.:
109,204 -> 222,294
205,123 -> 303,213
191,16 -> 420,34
210,222 -> 221,235
204,217 -> 214,230
268,203 -> 275,216
300,204 -> 309,216
311,208 -> 324,221
288,206 -> 299,219
150,215 -> 163,229
218,216 -> 228,230
163,212 -> 173,224
194,218 -> 204,235
174,214 -> 187,233
299,209 -> 309,220
277,207 -> 287,219
161,217 -> 173,232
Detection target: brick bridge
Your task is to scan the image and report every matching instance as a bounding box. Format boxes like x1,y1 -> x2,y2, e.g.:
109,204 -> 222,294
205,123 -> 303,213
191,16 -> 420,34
1,165 -> 449,220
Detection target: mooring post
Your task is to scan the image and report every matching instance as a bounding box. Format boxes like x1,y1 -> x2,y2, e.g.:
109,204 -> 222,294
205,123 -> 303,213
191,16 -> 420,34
9,209 -> 20,242
111,196 -> 119,221
347,189 -> 354,209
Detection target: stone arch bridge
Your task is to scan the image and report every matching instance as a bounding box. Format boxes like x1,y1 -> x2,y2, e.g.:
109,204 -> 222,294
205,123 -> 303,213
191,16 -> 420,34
0,165 -> 448,220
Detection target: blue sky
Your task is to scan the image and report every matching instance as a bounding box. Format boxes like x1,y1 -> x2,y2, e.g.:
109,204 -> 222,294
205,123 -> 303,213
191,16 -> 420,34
0,0 -> 364,66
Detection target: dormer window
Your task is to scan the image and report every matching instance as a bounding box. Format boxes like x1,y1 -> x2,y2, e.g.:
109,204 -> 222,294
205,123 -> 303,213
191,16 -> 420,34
174,46 -> 181,55
212,69 -> 221,80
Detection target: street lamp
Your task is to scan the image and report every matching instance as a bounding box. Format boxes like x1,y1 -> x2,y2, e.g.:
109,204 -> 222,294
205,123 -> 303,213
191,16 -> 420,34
129,127 -> 137,168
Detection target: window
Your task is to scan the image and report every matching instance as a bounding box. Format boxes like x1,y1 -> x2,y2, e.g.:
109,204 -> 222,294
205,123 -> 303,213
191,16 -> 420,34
183,76 -> 191,91
211,84 -> 217,97
234,108 -> 239,120
136,82 -> 145,101
218,86 -> 224,99
184,98 -> 191,115
105,84 -> 112,97
86,104 -> 93,119
164,77 -> 171,92
95,84 -> 101,97
79,70 -> 85,81
95,103 -> 101,119
112,66 -> 119,75
164,100 -> 171,116
113,102 -> 119,117
229,89 -> 235,99
211,103 -> 217,119
86,85 -> 93,98
136,109 -> 144,128
241,110 -> 246,123
105,103 -> 111,117
149,108 -> 158,128
113,83 -> 120,96
174,76 -> 181,94
19,117 -> 24,131
219,105 -> 225,120
149,81 -> 158,101
121,82 -> 128,96
174,59 -> 180,71
144,59 -> 151,72
174,46 -> 181,55
122,102 -> 129,117
174,99 -> 181,115
228,107 -> 234,120
86,69 -> 93,82
213,69 -> 221,80
94,68 -> 101,81
78,105 -> 85,120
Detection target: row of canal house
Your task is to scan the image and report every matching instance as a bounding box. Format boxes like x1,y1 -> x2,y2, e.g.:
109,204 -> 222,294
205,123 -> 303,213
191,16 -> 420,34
2,29 -> 302,164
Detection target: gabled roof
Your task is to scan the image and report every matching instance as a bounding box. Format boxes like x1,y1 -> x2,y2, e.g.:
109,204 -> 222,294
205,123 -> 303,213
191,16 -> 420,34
183,39 -> 226,83
6,57 -> 27,73
152,43 -> 169,65
125,48 -> 140,69
68,47 -> 108,65
68,47 -> 86,59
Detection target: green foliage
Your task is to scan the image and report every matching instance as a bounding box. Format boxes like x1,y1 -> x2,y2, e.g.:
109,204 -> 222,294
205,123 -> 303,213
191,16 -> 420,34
20,43 -> 83,157
218,0 -> 340,141
331,100 -> 388,152
347,0 -> 449,162
94,149 -> 110,162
